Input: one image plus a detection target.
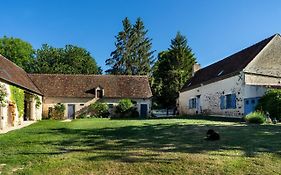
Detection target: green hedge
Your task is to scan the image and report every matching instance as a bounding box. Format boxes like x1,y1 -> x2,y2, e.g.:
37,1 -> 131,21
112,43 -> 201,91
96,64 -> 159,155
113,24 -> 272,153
256,89 -> 281,120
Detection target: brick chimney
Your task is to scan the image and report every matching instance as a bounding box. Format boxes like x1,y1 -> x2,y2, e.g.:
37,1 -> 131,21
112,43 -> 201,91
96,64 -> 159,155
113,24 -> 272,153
192,63 -> 201,76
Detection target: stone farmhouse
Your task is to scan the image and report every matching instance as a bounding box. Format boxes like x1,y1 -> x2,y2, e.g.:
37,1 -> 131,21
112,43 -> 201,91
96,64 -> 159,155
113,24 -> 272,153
179,34 -> 281,117
29,74 -> 152,119
0,55 -> 42,130
0,54 -> 152,130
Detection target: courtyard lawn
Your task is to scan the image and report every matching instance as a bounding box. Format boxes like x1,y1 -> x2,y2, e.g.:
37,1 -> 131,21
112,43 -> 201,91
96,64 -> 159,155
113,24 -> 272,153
0,118 -> 281,175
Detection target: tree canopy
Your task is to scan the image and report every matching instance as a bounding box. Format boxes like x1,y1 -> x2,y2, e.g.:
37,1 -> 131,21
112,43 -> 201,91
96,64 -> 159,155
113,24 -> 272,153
0,36 -> 34,71
30,44 -> 102,74
152,32 -> 196,109
106,17 -> 154,75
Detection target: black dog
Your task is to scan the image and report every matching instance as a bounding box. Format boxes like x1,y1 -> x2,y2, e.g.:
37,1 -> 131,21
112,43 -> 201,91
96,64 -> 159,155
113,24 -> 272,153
205,129 -> 220,141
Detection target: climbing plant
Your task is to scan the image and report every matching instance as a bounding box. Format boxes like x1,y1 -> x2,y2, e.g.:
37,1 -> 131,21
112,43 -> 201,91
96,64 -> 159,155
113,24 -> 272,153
0,84 -> 8,107
10,85 -> 25,118
34,95 -> 41,109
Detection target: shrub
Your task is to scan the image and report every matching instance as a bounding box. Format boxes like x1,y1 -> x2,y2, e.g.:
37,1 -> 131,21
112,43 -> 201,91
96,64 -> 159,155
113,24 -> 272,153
111,99 -> 139,119
49,103 -> 66,120
89,102 -> 109,118
245,111 -> 266,124
256,89 -> 281,120
116,99 -> 133,113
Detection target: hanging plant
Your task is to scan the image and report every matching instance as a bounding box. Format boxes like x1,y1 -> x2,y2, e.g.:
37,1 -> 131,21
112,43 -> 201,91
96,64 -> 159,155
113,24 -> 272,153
0,84 -> 8,107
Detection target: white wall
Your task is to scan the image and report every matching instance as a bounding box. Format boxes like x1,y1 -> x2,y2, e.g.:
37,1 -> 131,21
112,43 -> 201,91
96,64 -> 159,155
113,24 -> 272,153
0,81 -> 43,130
43,97 -> 93,118
179,73 -> 245,117
243,85 -> 266,99
179,72 -> 269,117
43,97 -> 152,118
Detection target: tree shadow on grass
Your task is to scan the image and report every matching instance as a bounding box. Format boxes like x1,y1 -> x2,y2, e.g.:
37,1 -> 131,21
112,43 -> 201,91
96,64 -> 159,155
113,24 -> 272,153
19,122 -> 281,163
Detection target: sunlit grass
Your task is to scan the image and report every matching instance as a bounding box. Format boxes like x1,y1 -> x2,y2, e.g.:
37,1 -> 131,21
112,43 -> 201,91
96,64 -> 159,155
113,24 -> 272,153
0,118 -> 280,174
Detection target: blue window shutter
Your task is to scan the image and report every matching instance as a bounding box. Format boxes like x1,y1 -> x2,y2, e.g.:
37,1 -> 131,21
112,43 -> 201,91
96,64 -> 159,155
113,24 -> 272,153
231,94 -> 236,109
220,96 -> 225,109
188,99 -> 191,109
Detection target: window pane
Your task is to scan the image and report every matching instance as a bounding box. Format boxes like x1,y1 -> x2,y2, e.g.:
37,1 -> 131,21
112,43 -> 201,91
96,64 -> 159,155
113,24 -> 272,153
226,94 -> 232,109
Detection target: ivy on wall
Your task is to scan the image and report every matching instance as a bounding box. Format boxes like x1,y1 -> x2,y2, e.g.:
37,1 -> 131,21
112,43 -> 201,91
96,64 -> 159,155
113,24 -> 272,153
10,85 -> 25,118
0,84 -> 8,107
34,95 -> 41,109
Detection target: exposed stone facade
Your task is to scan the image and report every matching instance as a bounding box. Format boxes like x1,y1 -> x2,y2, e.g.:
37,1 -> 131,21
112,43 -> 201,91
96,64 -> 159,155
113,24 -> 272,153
179,34 -> 281,117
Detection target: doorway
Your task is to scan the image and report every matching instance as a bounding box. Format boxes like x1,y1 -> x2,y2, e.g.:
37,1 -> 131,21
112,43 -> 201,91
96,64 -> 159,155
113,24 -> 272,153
140,104 -> 148,117
68,104 -> 75,119
244,97 -> 259,115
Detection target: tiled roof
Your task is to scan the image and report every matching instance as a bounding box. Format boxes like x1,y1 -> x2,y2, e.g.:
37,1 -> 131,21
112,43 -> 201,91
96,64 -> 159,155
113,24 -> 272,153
181,34 -> 277,92
0,55 -> 42,94
28,74 -> 153,99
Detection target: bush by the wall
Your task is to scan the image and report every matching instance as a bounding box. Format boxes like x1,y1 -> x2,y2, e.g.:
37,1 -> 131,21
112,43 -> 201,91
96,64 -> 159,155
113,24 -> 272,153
88,102 -> 109,118
245,111 -> 266,124
116,99 -> 133,113
256,89 -> 281,120
49,103 -> 65,120
111,99 -> 139,119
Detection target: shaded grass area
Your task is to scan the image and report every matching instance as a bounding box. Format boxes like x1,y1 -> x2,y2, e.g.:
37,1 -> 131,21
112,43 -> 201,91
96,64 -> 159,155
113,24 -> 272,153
0,118 -> 281,174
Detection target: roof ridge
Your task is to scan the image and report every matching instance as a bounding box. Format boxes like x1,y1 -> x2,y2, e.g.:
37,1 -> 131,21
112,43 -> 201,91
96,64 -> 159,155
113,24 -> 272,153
28,73 -> 149,78
0,54 -> 42,95
181,33 -> 277,92
195,33 -> 275,75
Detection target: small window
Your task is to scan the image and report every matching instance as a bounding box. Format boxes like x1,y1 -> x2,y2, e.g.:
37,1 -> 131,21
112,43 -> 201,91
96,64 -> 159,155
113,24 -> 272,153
220,96 -> 225,109
226,94 -> 232,109
225,94 -> 236,109
217,70 -> 224,76
189,98 -> 197,109
80,104 -> 84,106
97,90 -> 103,98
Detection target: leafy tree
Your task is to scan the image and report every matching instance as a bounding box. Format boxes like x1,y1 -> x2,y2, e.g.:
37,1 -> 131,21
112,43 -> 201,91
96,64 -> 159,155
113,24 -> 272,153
0,36 -> 35,71
152,32 -> 196,110
106,17 -> 154,75
31,44 -> 102,74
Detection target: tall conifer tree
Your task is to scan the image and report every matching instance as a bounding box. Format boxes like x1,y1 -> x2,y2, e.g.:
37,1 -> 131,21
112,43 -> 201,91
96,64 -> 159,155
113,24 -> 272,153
152,32 -> 196,109
106,17 -> 154,75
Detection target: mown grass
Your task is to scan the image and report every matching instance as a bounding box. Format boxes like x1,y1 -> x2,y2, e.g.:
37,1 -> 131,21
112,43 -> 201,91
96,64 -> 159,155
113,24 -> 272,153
0,118 -> 281,174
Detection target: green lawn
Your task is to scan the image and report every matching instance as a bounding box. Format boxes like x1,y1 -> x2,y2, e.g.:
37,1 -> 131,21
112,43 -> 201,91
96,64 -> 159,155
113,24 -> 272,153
0,118 -> 281,175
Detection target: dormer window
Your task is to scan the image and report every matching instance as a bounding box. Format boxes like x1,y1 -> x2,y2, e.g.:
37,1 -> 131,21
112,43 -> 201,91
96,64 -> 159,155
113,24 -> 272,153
95,86 -> 104,98
217,70 -> 224,76
97,89 -> 103,98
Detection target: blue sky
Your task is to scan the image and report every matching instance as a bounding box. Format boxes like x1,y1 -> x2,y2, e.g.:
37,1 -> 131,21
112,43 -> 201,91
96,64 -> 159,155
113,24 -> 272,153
1,0 -> 281,72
